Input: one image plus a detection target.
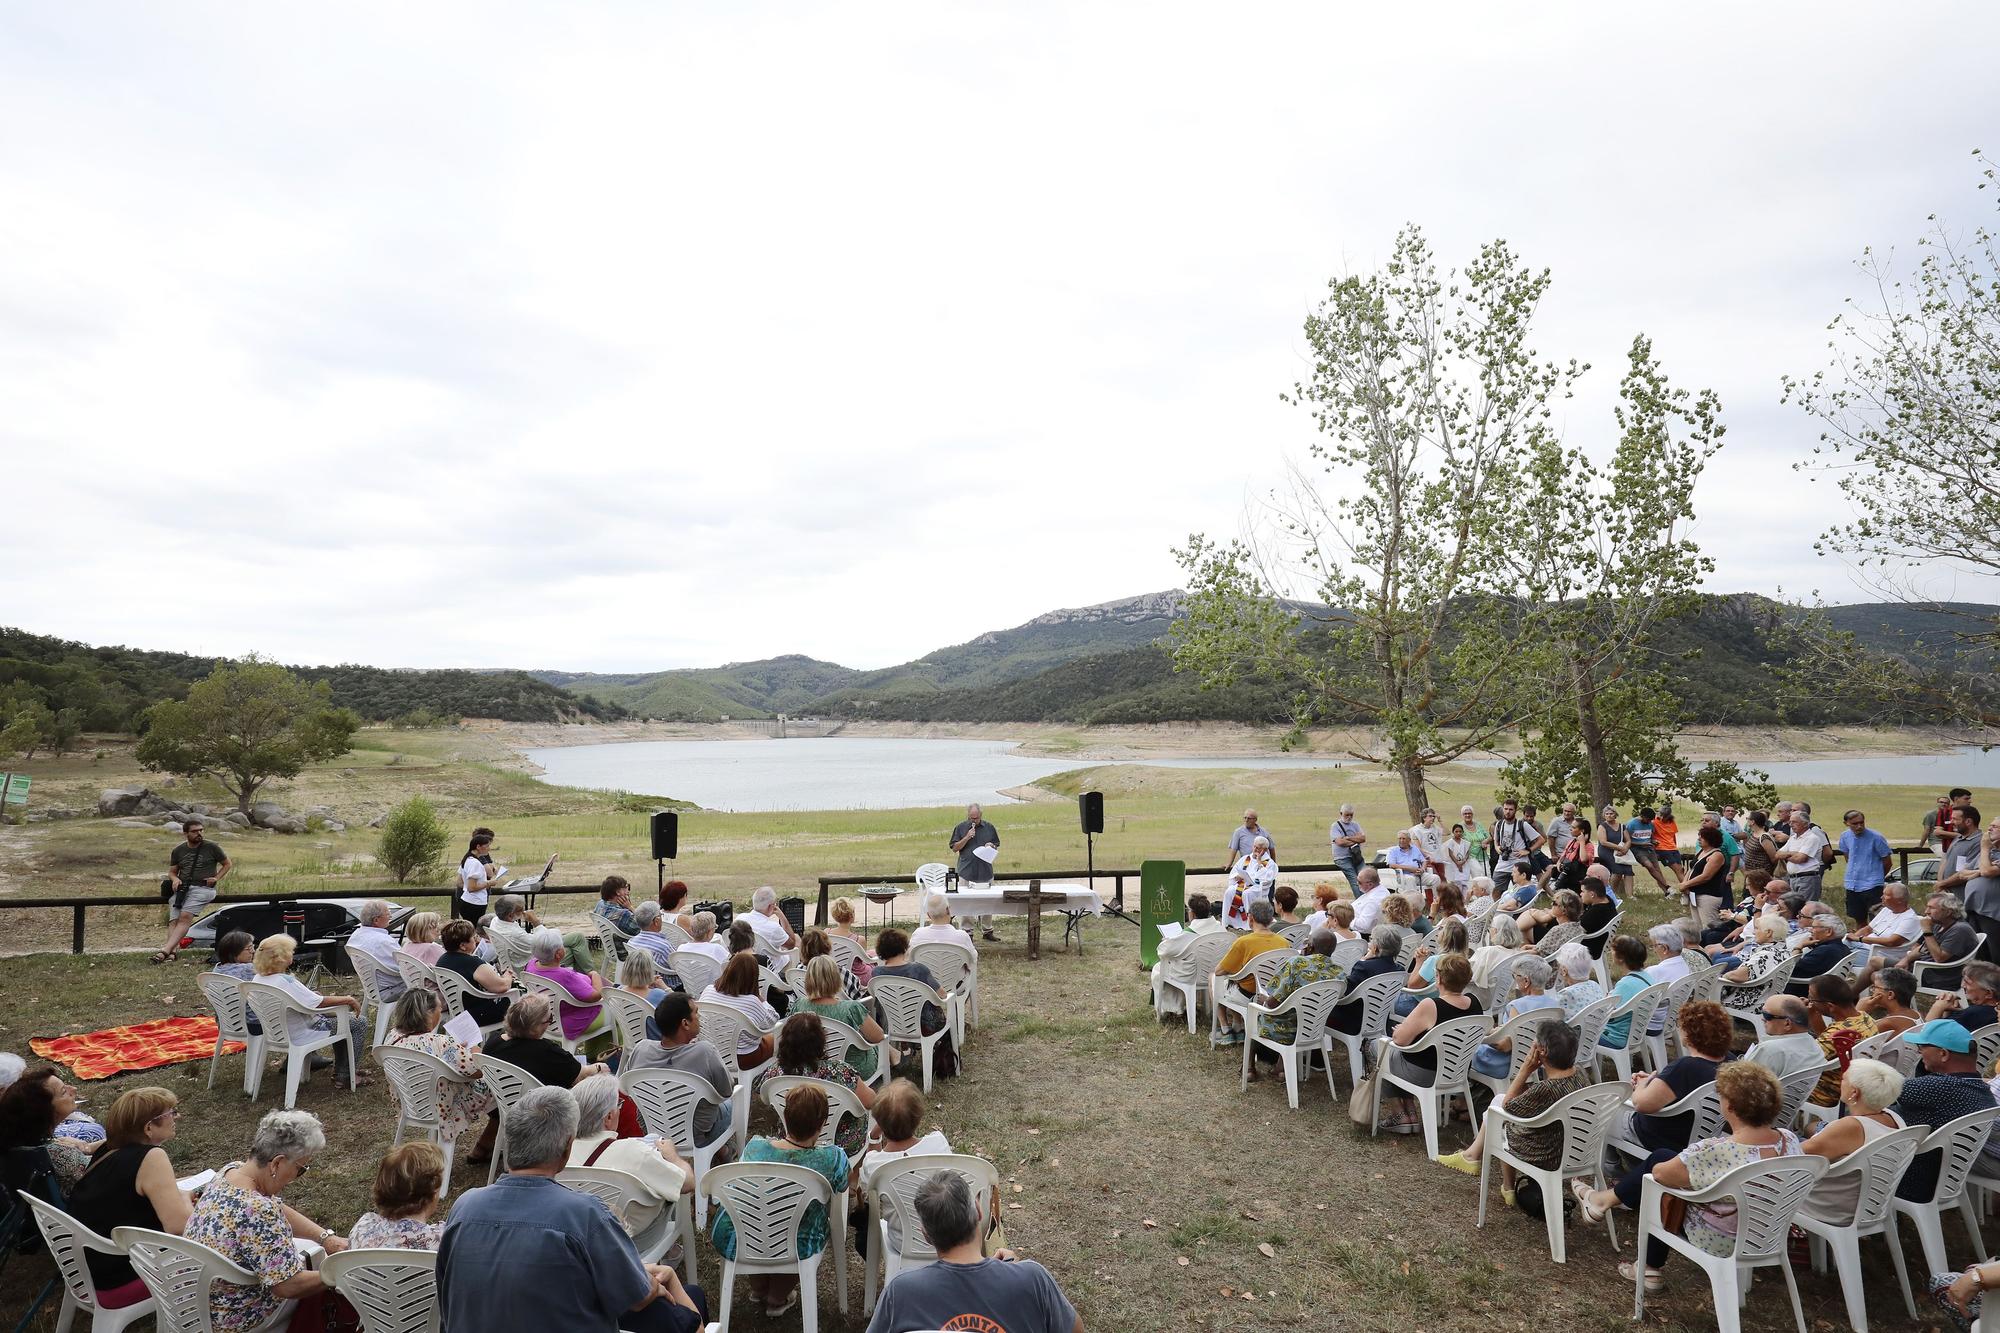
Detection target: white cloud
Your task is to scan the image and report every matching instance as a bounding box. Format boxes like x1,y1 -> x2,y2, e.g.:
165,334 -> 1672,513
4,1 -> 1996,670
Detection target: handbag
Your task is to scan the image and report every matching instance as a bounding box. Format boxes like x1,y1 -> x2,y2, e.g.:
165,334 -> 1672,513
1347,1057 -> 1383,1126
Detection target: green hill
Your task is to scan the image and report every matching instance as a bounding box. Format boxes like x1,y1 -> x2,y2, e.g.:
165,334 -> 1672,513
0,628 -> 627,730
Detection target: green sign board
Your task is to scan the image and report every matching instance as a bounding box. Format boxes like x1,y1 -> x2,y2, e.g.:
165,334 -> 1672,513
1138,859 -> 1187,967
1,774 -> 26,806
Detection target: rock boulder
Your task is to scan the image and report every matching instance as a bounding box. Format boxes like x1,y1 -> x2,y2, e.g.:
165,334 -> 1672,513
98,789 -> 149,817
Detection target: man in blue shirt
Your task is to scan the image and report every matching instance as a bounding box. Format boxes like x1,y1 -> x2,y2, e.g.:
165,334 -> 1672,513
439,1086 -> 707,1333
1835,808 -> 1894,926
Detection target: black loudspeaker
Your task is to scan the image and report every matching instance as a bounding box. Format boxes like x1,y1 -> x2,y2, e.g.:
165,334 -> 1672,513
1079,790 -> 1104,835
650,810 -> 679,860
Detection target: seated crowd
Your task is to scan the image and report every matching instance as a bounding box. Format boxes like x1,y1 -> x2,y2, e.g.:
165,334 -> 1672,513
3,882 -> 1082,1333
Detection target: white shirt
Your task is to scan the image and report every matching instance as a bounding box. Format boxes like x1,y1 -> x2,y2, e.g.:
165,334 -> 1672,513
1411,824 -> 1447,865
1866,905 -> 1923,948
346,924 -> 406,998
1352,885 -> 1391,935
458,856 -> 491,907
748,909 -> 792,952
1442,837 -> 1472,883
566,1131 -> 686,1235
857,1130 -> 954,1247
1157,916 -> 1225,962
912,923 -> 977,952
681,939 -> 731,965
1783,826 -> 1829,871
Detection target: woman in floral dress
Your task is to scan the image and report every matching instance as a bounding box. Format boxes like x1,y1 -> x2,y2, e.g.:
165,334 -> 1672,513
385,988 -> 499,1163
348,1142 -> 447,1250
183,1110 -> 348,1331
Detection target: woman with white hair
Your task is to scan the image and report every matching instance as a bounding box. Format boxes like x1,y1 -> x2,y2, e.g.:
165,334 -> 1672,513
183,1109 -> 346,1330
1470,913 -> 1527,993
1221,835 -> 1280,930
525,927 -> 608,1051
1464,875 -> 1497,920
1471,955 -> 1560,1078
911,894 -> 976,950
1717,913 -> 1793,1004
1798,1057 -> 1907,1223
679,911 -> 731,965
1552,942 -> 1603,1017
564,1073 -> 694,1236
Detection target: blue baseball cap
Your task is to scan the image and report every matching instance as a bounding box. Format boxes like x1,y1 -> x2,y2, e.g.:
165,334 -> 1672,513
1903,1019 -> 1973,1054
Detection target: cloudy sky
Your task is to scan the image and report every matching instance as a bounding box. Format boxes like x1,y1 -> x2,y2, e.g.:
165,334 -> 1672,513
4,3 -> 1996,673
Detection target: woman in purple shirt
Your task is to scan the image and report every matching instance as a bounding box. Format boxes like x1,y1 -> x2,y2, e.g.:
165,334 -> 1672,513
526,927 -> 607,1050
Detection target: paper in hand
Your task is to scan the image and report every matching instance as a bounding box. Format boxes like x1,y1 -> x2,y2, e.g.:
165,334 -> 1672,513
1156,922 -> 1185,941
443,1011 -> 483,1048
972,844 -> 999,865
177,1168 -> 216,1193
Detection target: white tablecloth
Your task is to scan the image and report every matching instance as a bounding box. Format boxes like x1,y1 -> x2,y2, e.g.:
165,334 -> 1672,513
945,884 -> 1104,917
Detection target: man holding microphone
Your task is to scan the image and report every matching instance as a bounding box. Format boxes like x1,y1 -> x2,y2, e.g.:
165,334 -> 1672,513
950,802 -> 1001,941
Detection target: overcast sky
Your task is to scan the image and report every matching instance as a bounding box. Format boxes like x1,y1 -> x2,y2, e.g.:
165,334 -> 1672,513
4,3 -> 1997,673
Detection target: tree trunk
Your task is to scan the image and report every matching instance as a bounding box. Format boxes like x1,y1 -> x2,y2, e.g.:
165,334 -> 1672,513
1572,658 -> 1614,811
1397,756 -> 1429,823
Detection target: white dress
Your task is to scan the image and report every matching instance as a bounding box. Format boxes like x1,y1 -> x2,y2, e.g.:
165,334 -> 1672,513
1221,852 -> 1280,929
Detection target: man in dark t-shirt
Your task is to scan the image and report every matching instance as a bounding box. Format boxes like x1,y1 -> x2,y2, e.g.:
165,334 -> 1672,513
949,802 -> 1001,942
1577,873 -> 1620,958
159,819 -> 230,963
866,1169 -> 1079,1333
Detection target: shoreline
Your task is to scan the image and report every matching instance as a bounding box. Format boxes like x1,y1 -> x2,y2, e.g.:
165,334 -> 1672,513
473,718 -> 1966,769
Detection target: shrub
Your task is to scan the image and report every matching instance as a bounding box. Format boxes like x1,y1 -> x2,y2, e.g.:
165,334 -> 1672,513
376,796 -> 450,884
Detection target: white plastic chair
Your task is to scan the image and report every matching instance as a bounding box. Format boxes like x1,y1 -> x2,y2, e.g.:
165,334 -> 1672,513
1720,956 -> 1799,1030
392,952 -> 439,1006
591,912 -> 632,966
1581,912 -> 1624,988
621,1067 -> 739,1230
1891,1104 -> 2000,1275
519,972 -> 587,1054
1208,947 -> 1297,1047
1474,1082 -> 1627,1263
114,1226 -> 297,1333
557,1164 -> 696,1282
374,1045 -> 482,1195
1650,969 -> 1709,1067
1369,1013 -> 1493,1161
239,978 -> 357,1108
657,918 -> 694,949
1154,932 -> 1234,1034
1773,1059 -> 1836,1132
1324,973 -> 1404,1089
602,987 -> 656,1051
319,1246 -> 439,1333
914,862 -> 952,896
910,940 -> 980,1029
1466,1006 -> 1560,1102
1275,923 -> 1312,948
696,1000 -> 776,1145
1606,1082 -> 1726,1173
1795,1124 -> 1928,1333
1565,993 -> 1621,1083
1632,1156 -> 1826,1333
1241,978 -> 1347,1110
343,946 -> 399,1048
824,932 -> 866,975
196,972 -> 264,1096
759,1074 -> 869,1148
474,1056 -> 543,1185
1593,983 -> 1669,1082
21,1193 -> 158,1333
871,976 -> 958,1093
426,966 -> 506,1043
672,951 -> 724,998
865,1153 -> 1000,1316
818,1013 -> 893,1090
1470,951 -> 1526,1012
704,1160 -> 846,1332
489,931 -> 533,976
1971,1022 -> 2000,1075
1910,935 -> 1986,1002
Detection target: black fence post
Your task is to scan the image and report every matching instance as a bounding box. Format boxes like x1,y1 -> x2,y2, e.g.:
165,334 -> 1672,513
72,905 -> 85,955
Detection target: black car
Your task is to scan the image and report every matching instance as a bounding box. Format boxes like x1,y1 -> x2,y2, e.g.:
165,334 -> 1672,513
182,897 -> 412,973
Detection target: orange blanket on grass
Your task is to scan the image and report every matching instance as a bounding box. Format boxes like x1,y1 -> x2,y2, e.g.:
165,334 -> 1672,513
31,1016 -> 242,1081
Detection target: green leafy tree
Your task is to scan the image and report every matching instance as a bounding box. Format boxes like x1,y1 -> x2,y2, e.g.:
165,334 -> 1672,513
1503,336 -> 1754,809
376,795 -> 451,884
135,658 -> 359,813
47,707 -> 83,756
1781,150 -> 2000,735
0,713 -> 36,762
1173,225 -> 1582,818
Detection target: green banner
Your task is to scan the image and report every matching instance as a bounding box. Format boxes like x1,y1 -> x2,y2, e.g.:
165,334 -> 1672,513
1138,859 -> 1187,967
1,774 -> 26,806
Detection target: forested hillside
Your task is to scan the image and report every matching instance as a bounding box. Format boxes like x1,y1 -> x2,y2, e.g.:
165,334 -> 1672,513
0,628 -> 627,732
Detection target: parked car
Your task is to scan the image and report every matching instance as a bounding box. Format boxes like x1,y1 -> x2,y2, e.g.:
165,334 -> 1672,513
181,898 -> 411,973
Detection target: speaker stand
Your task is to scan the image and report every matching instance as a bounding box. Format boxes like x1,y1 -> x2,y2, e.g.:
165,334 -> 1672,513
1087,831 -> 1138,926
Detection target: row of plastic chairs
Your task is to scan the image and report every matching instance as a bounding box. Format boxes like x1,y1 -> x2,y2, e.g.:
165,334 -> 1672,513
195,973 -> 359,1110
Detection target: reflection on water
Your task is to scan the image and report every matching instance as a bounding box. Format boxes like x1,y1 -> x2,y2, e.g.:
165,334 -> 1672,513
523,736 -> 1998,813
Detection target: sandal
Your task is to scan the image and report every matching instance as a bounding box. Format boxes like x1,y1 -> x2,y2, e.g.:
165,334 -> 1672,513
1618,1261 -> 1665,1293
150,951 -> 175,965
1570,1180 -> 1609,1224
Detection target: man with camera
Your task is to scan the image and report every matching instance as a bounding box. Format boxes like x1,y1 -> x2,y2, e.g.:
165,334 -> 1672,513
155,818 -> 230,963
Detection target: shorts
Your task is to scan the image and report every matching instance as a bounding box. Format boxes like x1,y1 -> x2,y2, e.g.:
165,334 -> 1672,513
1657,849 -> 1682,866
170,884 -> 216,917
1631,846 -> 1660,869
